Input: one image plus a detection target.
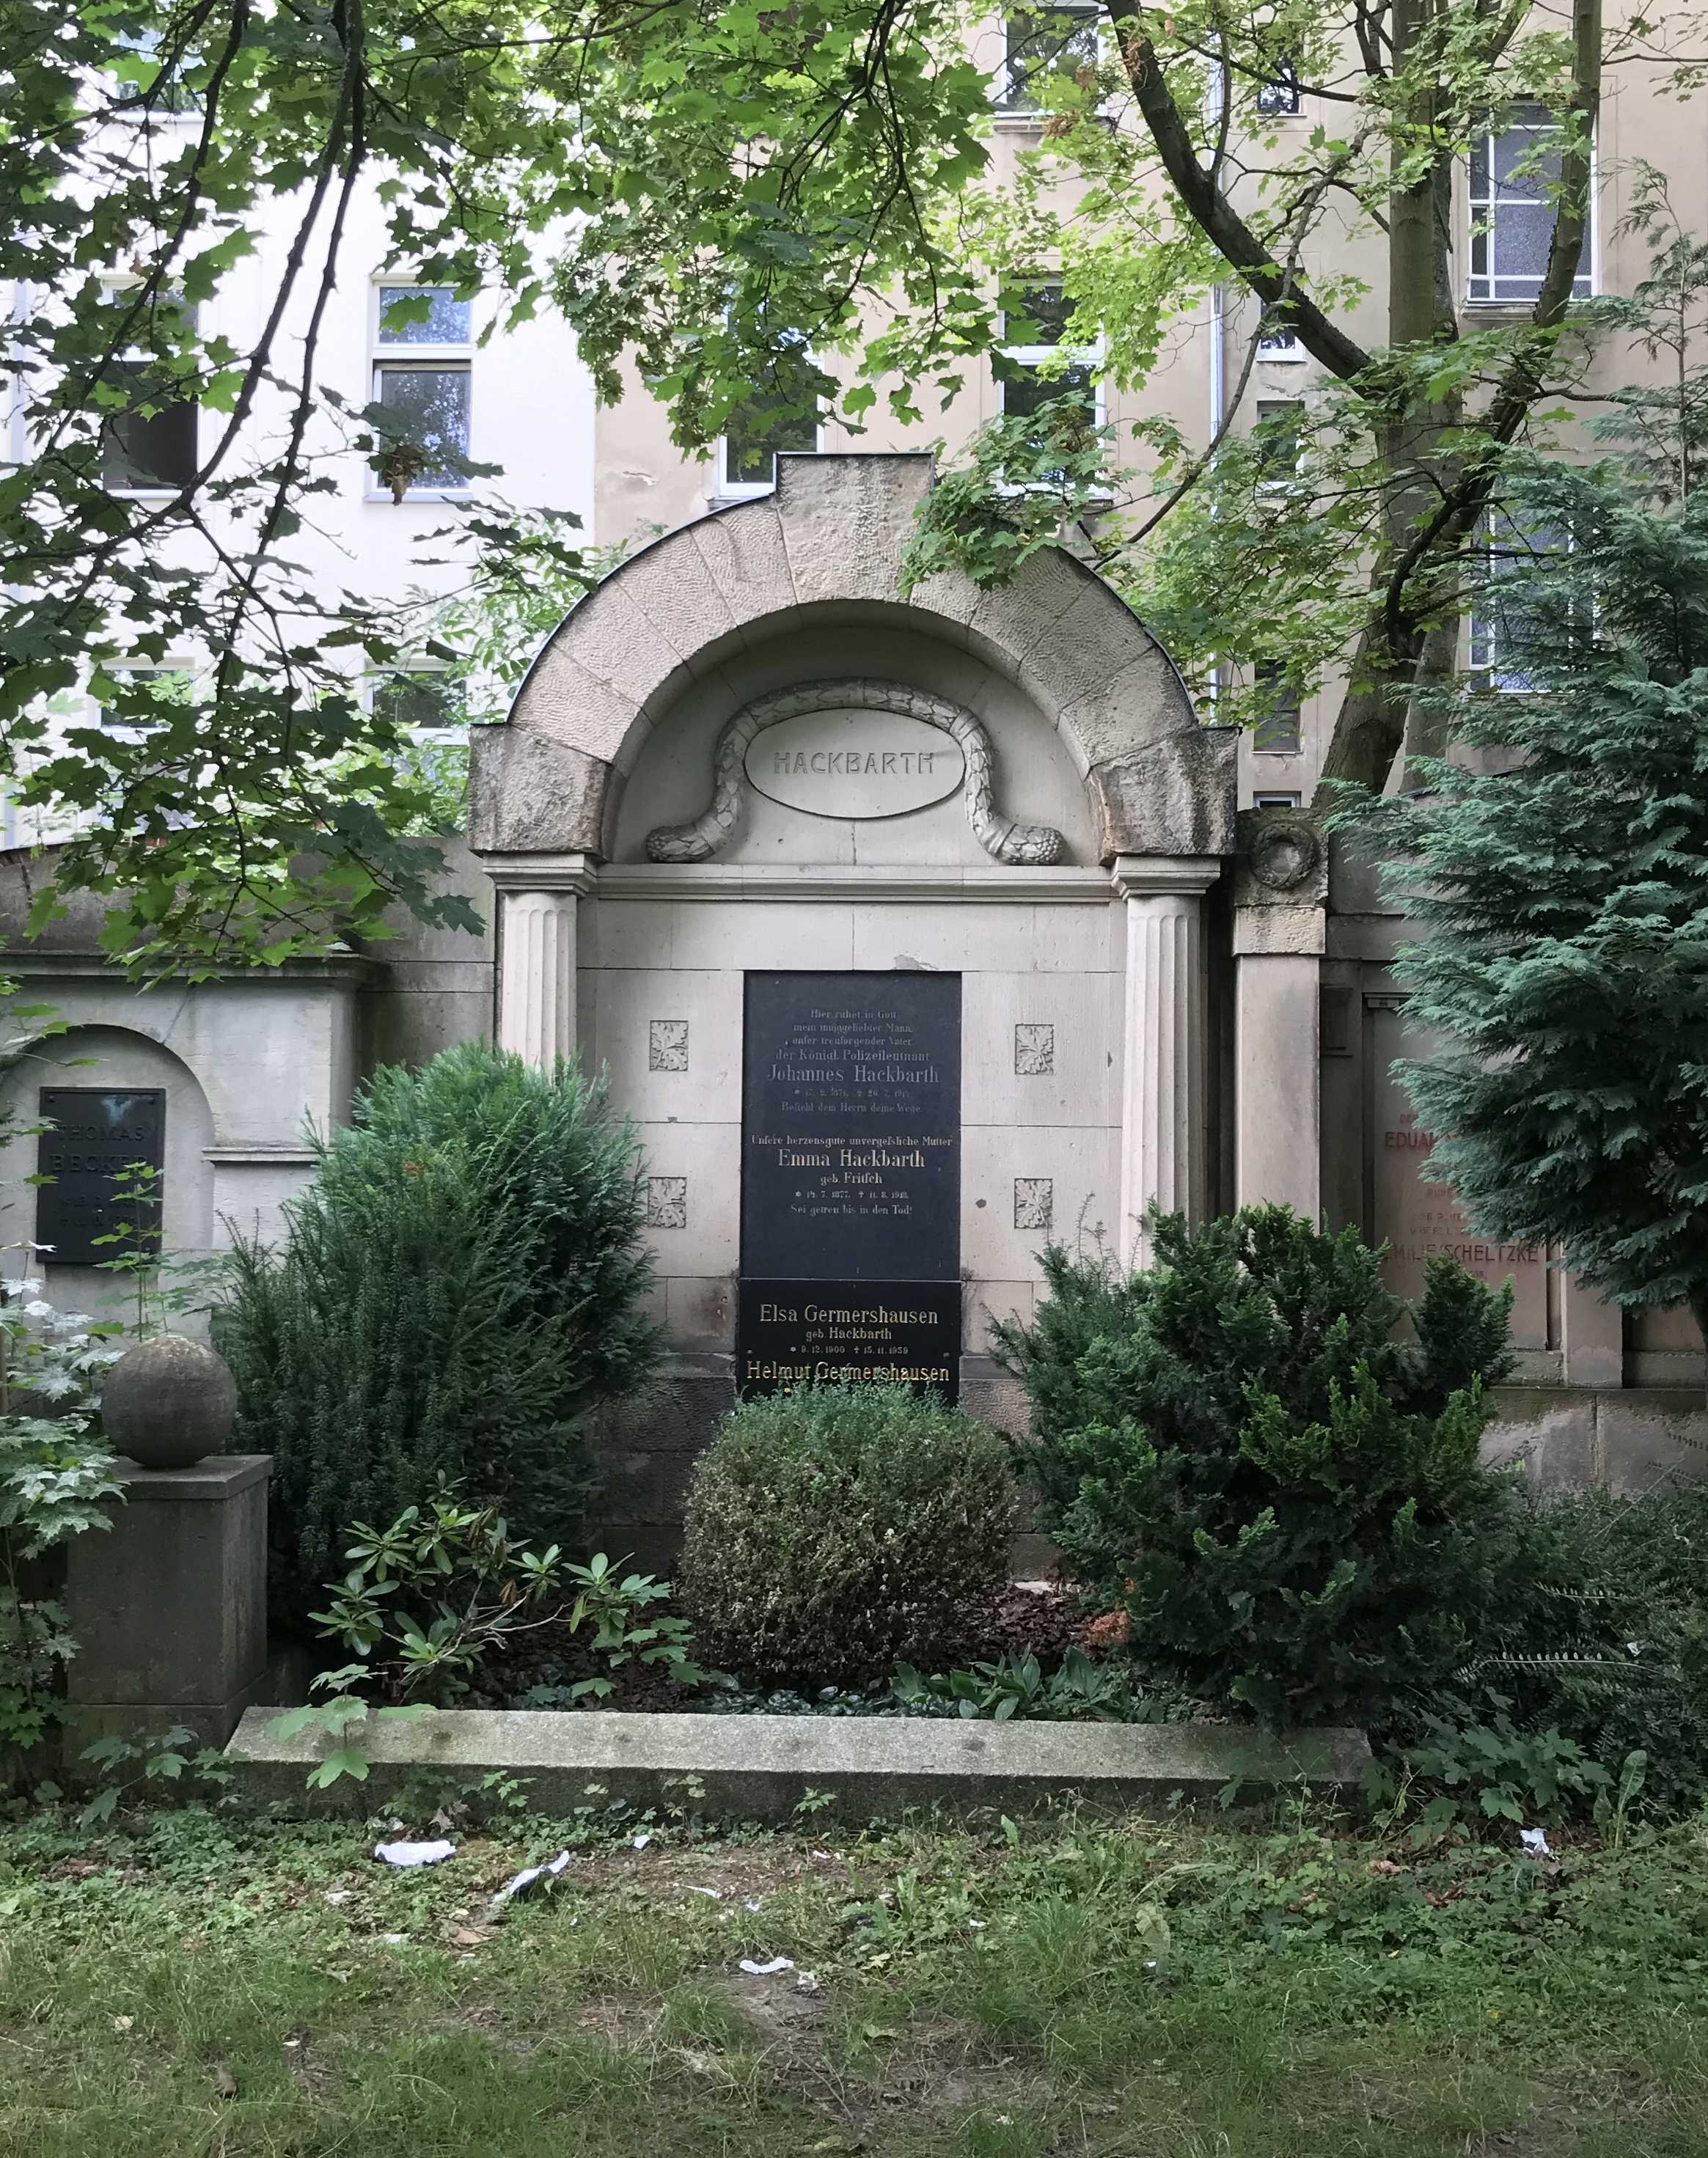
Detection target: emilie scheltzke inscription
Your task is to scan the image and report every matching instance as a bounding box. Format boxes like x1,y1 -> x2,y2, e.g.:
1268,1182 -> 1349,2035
740,973 -> 961,1398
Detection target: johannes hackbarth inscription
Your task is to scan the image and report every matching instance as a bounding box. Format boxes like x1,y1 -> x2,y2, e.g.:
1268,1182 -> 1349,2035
740,972 -> 961,1399
744,709 -> 966,820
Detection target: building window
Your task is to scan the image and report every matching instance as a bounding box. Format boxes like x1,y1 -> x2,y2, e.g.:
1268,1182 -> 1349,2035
372,285 -> 473,493
1252,663 -> 1301,753
1253,790 -> 1302,809
1256,312 -> 1304,361
1469,511 -> 1579,691
717,408 -> 821,496
1467,104 -> 1594,305
368,668 -> 467,733
716,332 -> 822,496
100,290 -> 199,493
1253,397 -> 1305,485
109,27 -> 200,115
93,662 -> 190,729
997,282 -> 1099,427
1255,64 -> 1302,117
1001,5 -> 1100,112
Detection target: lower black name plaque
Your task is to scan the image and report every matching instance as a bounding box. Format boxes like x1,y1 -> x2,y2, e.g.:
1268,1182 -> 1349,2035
738,1279 -> 959,1392
740,972 -> 961,1400
37,1087 -> 166,1268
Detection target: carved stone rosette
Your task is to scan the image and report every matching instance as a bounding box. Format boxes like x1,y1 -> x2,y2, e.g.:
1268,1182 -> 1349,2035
645,679 -> 1066,865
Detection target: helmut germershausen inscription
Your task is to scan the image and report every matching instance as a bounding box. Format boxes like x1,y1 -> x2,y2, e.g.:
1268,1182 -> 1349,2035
739,972 -> 961,1398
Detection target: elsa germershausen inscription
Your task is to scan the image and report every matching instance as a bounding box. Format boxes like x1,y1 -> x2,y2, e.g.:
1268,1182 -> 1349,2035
739,972 -> 961,1398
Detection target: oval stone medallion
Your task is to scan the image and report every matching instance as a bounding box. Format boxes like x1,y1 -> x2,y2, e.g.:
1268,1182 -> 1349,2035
745,708 -> 966,821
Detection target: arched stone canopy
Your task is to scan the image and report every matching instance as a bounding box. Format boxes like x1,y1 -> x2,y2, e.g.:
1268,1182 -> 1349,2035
468,453 -> 1236,866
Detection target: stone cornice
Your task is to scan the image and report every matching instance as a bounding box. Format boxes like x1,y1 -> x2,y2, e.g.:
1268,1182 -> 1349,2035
587,863 -> 1117,905
481,852 -> 599,896
1109,854 -> 1223,900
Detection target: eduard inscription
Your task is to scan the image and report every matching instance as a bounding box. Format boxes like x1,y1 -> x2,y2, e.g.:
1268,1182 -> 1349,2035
745,709 -> 967,821
740,972 -> 961,1398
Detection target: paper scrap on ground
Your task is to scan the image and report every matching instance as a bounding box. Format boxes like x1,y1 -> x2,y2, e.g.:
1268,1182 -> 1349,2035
686,1886 -> 723,1900
373,1840 -> 455,1868
488,1850 -> 573,1914
738,1957 -> 794,1976
1520,1827 -> 1551,1856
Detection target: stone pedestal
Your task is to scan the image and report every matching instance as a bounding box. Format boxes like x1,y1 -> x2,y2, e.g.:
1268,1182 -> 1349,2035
1232,812 -> 1329,1221
62,1454 -> 271,1753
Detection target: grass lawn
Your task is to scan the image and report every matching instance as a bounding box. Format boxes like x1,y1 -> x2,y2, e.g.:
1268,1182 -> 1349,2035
3,1791 -> 1707,2157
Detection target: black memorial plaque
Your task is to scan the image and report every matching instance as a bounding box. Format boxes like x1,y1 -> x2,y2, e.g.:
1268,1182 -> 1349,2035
36,1087 -> 166,1267
739,972 -> 960,1398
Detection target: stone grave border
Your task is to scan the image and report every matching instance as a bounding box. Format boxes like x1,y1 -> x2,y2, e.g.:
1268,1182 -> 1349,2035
224,1706 -> 1371,1821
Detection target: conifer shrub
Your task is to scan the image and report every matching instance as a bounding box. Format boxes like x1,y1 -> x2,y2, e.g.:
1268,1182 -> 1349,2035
678,1383 -> 1022,1685
989,1205 -> 1527,1728
217,1045 -> 661,1627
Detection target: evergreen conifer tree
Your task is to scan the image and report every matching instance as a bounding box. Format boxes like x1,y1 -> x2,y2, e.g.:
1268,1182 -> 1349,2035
1339,204 -> 1708,1379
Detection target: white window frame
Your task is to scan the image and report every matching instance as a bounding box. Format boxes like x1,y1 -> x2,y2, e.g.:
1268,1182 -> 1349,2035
715,414 -> 824,499
1250,661 -> 1302,755
1468,512 -> 1580,691
996,282 -> 1106,430
1253,395 -> 1306,491
997,4 -> 1102,115
99,276 -> 199,499
1254,63 -> 1302,119
362,661 -> 470,739
367,282 -> 475,500
1466,105 -> 1597,308
1253,790 -> 1302,809
1256,316 -> 1305,363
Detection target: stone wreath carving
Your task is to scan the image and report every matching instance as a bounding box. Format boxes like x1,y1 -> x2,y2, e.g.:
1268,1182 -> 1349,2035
1247,815 -> 1322,894
645,679 -> 1066,865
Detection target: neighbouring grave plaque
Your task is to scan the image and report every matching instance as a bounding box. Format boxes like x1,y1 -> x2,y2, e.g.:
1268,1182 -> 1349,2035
36,1087 -> 165,1268
1369,1008 -> 1550,1349
740,972 -> 961,1396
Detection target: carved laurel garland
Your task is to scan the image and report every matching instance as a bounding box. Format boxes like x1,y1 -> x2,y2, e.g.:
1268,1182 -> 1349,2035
645,679 -> 1066,865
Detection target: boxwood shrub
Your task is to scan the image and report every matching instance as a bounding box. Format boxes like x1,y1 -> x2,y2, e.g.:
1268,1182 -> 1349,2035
678,1383 -> 1021,1686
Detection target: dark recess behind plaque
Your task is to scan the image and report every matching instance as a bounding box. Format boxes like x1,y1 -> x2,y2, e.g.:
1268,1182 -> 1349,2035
37,1087 -> 166,1267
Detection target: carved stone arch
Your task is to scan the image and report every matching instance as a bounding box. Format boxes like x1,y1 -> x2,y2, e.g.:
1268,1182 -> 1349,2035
645,678 -> 1066,865
468,454 -> 1236,867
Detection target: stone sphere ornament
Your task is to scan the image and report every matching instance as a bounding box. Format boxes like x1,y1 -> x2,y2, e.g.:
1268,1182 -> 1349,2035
101,1333 -> 238,1472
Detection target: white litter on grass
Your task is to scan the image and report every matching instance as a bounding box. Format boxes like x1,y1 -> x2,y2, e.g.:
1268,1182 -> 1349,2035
381,1933 -> 409,1945
743,1897 -> 763,1912
967,1920 -> 986,1931
324,1889 -> 353,1906
373,1839 -> 455,1868
632,1833 -> 651,1850
1520,1827 -> 1552,1857
795,1972 -> 822,1997
738,1957 -> 794,1976
686,1886 -> 724,1901
488,1850 -> 573,1915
